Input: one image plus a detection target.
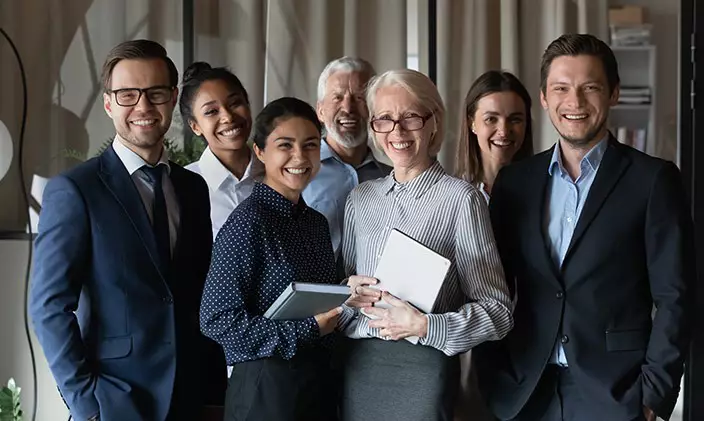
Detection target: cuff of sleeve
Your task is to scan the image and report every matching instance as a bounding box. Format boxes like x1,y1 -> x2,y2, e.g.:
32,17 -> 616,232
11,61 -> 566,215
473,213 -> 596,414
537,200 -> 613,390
70,396 -> 100,421
337,304 -> 357,330
419,313 -> 447,349
296,317 -> 319,349
642,385 -> 670,419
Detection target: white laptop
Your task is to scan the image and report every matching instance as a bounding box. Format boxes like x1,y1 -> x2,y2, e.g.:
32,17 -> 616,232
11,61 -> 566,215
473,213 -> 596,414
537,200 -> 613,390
361,229 -> 451,343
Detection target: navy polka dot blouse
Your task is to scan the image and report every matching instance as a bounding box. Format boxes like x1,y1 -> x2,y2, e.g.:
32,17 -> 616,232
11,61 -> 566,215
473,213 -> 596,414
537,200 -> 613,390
200,182 -> 337,363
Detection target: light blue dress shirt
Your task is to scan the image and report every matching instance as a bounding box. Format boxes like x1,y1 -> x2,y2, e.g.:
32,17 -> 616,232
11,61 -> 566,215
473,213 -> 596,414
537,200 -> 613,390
303,139 -> 391,257
544,135 -> 608,366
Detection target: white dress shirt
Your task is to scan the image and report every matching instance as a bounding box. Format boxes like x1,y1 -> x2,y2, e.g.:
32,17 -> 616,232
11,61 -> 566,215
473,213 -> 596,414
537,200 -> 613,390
186,146 -> 263,239
112,137 -> 179,254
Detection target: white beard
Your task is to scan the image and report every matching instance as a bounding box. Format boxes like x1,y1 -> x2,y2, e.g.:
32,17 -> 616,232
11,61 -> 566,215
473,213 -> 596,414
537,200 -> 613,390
325,123 -> 368,149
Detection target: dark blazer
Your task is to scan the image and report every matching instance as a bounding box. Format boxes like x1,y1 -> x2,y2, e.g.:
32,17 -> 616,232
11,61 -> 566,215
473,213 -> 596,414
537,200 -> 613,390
475,136 -> 694,420
30,145 -> 226,421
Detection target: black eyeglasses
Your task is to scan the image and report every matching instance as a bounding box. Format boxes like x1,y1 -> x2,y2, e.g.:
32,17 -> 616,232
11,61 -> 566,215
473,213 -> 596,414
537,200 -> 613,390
370,113 -> 434,133
109,86 -> 175,107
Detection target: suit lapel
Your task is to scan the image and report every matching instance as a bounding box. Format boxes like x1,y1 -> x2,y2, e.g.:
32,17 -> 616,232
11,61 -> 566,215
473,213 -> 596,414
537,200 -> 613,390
529,147 -> 563,288
563,137 -> 630,264
98,146 -> 169,287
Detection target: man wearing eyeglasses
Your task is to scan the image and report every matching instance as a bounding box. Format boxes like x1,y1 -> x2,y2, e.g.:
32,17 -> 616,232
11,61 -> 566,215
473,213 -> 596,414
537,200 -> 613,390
29,39 -> 226,421
303,57 -> 392,261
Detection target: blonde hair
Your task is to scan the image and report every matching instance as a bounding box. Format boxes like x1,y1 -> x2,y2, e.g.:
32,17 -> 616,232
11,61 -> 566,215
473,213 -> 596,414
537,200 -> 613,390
365,69 -> 445,157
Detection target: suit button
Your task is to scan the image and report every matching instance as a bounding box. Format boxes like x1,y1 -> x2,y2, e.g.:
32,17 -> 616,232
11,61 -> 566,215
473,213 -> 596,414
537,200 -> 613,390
556,291 -> 564,299
163,297 -> 173,304
561,335 -> 569,344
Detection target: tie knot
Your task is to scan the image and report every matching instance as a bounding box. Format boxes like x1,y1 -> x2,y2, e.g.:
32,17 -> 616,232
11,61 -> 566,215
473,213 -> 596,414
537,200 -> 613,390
141,164 -> 165,185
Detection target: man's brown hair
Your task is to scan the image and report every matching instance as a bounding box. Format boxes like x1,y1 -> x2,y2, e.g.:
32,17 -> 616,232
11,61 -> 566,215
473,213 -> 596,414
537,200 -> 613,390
540,34 -> 620,95
101,39 -> 178,92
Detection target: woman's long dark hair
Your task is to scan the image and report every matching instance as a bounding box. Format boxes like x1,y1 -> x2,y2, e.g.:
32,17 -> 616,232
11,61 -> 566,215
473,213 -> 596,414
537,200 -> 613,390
455,70 -> 534,184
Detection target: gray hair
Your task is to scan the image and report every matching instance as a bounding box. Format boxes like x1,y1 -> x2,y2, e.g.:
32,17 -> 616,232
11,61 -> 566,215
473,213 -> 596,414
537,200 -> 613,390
316,57 -> 376,102
366,69 -> 446,157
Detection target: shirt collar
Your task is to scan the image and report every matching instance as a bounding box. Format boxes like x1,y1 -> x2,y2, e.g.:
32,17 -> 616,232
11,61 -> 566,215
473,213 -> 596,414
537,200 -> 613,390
198,146 -> 263,191
253,182 -> 309,219
112,136 -> 171,175
384,160 -> 446,199
321,137 -> 382,170
548,133 -> 609,177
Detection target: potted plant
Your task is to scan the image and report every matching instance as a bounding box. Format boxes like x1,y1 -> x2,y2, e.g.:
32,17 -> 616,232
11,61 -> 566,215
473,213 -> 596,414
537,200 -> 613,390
0,379 -> 23,421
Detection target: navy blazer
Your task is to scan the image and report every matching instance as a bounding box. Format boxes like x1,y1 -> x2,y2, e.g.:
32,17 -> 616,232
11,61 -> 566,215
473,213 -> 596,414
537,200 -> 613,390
474,136 -> 694,420
30,145 -> 226,421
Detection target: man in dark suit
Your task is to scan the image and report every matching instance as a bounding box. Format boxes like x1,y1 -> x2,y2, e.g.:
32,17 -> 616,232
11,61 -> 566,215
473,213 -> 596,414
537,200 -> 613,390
29,40 -> 226,421
475,34 -> 694,421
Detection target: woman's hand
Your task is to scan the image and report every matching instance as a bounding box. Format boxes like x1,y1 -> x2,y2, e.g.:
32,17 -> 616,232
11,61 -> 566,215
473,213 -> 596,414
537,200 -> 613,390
364,292 -> 428,340
345,275 -> 382,308
314,307 -> 342,336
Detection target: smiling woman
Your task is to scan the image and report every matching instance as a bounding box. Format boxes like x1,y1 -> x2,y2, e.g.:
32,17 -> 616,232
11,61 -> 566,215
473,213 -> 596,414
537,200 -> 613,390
455,70 -> 534,201
199,97 -> 343,421
251,97 -> 323,202
337,69 -> 513,421
179,61 -> 264,239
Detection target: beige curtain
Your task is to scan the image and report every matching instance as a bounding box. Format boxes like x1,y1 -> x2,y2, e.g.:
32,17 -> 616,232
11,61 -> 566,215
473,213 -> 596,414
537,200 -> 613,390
195,0 -> 408,165
435,0 -> 609,172
196,0 -> 408,113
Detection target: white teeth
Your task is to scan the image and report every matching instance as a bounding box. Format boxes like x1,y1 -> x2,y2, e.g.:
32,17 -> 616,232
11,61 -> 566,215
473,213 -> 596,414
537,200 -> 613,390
132,119 -> 156,126
390,142 -> 412,150
491,139 -> 513,147
564,114 -> 588,120
338,119 -> 357,126
285,168 -> 307,175
220,128 -> 241,137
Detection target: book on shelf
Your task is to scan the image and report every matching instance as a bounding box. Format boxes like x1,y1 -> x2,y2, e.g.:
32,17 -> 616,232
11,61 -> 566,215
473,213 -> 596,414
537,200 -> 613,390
614,127 -> 647,152
618,86 -> 651,105
620,86 -> 652,96
618,96 -> 651,105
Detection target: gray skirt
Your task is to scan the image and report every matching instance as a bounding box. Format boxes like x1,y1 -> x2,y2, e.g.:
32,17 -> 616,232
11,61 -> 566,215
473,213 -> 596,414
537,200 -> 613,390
337,337 -> 460,421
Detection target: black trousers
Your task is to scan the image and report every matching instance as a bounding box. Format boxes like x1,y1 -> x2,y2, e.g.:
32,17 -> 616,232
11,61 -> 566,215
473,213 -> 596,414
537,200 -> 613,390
224,348 -> 338,421
510,366 -> 646,421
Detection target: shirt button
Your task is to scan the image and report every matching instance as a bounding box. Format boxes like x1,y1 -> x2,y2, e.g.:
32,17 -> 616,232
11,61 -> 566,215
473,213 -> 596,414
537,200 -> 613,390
566,217 -> 573,223
163,297 -> 173,304
556,291 -> 564,299
561,335 -> 569,344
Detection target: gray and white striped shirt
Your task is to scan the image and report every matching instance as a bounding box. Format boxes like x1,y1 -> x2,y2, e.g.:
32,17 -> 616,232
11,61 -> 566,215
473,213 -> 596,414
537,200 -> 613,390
339,161 -> 513,356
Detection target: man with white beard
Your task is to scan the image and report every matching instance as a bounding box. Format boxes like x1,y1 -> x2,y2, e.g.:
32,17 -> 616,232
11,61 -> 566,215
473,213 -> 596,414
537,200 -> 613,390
304,57 -> 392,258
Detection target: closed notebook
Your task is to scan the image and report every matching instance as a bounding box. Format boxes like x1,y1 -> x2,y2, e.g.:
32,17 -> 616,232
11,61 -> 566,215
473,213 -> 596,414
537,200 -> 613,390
264,282 -> 350,320
362,228 -> 451,344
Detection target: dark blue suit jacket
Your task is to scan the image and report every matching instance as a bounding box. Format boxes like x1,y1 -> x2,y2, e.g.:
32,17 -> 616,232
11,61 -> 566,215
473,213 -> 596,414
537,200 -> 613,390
475,137 -> 694,420
30,145 -> 226,421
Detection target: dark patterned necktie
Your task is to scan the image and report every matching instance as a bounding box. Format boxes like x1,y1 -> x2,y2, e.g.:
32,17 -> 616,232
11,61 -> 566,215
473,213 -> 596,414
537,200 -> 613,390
141,164 -> 170,271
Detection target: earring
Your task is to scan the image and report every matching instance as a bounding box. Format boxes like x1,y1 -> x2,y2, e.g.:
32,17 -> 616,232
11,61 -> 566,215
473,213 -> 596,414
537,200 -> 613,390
471,124 -> 476,134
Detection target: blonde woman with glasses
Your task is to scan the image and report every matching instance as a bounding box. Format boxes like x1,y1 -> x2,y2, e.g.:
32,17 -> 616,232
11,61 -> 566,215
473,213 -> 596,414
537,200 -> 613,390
337,69 -> 513,421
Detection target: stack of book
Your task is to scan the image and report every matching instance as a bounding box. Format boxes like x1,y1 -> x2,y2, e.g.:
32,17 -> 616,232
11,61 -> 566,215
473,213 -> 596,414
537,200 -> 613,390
619,86 -> 651,105
610,24 -> 652,46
